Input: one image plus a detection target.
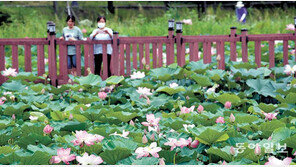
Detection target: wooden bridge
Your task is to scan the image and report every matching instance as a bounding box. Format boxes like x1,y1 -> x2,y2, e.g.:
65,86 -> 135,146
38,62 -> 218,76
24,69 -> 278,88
0,20 -> 296,86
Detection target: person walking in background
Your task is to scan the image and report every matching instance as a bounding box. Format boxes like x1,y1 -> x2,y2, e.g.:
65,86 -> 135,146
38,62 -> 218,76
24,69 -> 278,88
235,1 -> 247,24
60,15 -> 83,75
90,16 -> 113,77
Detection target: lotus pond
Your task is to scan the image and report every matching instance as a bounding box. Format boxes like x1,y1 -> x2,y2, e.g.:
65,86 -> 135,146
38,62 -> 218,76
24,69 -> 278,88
0,59 -> 296,165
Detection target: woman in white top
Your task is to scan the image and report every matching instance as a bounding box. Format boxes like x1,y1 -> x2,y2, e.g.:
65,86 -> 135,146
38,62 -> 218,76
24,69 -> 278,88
89,16 -> 113,77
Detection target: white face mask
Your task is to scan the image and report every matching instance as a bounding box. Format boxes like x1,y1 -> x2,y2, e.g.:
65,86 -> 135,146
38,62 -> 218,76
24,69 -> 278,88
97,23 -> 105,29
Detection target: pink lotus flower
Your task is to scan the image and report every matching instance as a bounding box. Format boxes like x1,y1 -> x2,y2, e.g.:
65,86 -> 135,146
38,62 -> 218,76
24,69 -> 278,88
0,98 -> 5,105
197,105 -> 204,113
50,148 -> 76,165
12,114 -> 16,120
284,65 -> 296,75
211,47 -> 216,55
142,135 -> 148,144
230,113 -> 235,123
135,142 -> 162,159
136,87 -> 153,96
76,152 -> 103,165
159,158 -> 165,165
190,139 -> 199,148
150,133 -> 155,141
268,136 -> 272,140
285,24 -> 295,31
216,117 -> 225,124
71,130 -> 104,147
180,106 -> 195,115
98,92 -> 107,100
254,144 -> 261,156
129,120 -> 135,126
69,113 -> 73,120
110,130 -> 129,139
82,28 -> 87,34
230,146 -> 236,155
291,49 -> 295,55
182,19 -> 192,25
261,44 -> 265,47
185,48 -> 190,54
141,114 -> 161,127
183,124 -> 195,133
264,156 -> 292,165
2,68 -> 17,77
131,71 -> 145,79
263,112 -> 278,121
222,160 -> 227,165
224,101 -> 232,109
43,125 -> 54,134
169,82 -> 179,88
164,138 -> 178,151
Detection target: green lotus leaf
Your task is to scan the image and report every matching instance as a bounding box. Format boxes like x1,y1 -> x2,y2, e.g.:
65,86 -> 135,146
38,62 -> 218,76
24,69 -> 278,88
27,144 -> 57,155
283,134 -> 296,149
132,157 -> 159,165
20,151 -> 51,165
0,146 -> 16,155
104,138 -> 138,151
2,80 -> 27,91
259,120 -> 286,138
30,112 -> 47,122
235,115 -> 260,124
72,94 -> 100,104
246,79 -> 285,97
271,127 -> 292,142
82,142 -> 103,155
191,74 -> 213,87
186,60 -> 210,73
20,123 -> 44,136
19,95 -> 48,103
99,147 -> 132,165
82,108 -> 110,122
11,72 -> 40,82
190,126 -> 229,145
50,111 -> 66,121
175,146 -> 197,164
156,86 -> 186,95
258,103 -> 277,113
207,146 -> 233,162
17,133 -> 52,149
73,73 -> 102,86
0,120 -> 11,130
49,85 -> 70,95
158,150 -> 176,164
106,76 -> 124,85
150,67 -> 181,82
0,152 -> 21,165
105,111 -> 138,123
236,145 -> 262,162
3,102 -> 30,116
216,93 -> 241,106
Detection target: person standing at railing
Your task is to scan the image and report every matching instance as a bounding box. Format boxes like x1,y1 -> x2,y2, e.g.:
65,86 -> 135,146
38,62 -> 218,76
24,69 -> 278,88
235,1 -> 247,24
59,15 -> 84,75
90,16 -> 113,77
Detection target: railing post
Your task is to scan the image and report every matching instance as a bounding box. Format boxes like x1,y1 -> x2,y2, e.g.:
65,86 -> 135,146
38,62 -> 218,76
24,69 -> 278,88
167,19 -> 175,65
47,22 -> 57,86
230,27 -> 237,61
176,21 -> 184,66
241,29 -> 248,62
0,45 -> 5,85
112,31 -> 119,76
294,16 -> 296,63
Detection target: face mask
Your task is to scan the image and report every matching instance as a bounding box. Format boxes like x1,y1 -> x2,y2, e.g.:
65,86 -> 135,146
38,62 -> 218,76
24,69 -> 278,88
97,23 -> 105,28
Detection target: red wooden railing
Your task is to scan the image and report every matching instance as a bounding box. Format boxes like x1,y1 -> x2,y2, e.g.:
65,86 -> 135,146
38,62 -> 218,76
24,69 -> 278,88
1,23 -> 296,86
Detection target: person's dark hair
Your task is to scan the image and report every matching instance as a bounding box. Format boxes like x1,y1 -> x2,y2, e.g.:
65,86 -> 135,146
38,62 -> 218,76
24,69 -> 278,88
66,15 -> 75,22
97,16 -> 106,22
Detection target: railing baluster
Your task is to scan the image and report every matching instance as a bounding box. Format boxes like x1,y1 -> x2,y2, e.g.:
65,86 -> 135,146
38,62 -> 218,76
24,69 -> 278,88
152,43 -> 157,68
76,44 -> 81,76
0,45 -> 5,84
24,44 -> 32,72
12,45 -> 19,72
189,43 -> 194,62
126,44 -> 131,76
268,40 -> 275,68
132,43 -> 137,70
219,41 -> 225,70
255,41 -> 261,68
157,43 -> 163,68
241,29 -> 248,62
59,44 -> 68,83
139,44 -> 144,69
89,44 -> 95,74
230,27 -> 237,61
194,42 -> 199,61
37,45 -> 45,76
84,41 -> 90,76
102,44 -> 108,79
283,40 -> 288,65
119,44 -> 125,76
145,43 -> 150,68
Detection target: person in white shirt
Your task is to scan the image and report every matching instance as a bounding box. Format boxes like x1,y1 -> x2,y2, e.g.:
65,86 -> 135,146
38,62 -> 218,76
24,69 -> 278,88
89,16 -> 113,77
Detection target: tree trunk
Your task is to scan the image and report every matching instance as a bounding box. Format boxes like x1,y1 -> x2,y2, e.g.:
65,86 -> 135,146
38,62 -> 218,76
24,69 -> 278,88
53,1 -> 58,15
